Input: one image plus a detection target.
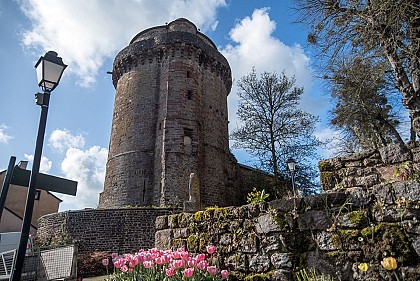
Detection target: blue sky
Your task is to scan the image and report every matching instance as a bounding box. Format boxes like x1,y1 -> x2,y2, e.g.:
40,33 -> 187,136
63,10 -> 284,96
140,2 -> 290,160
0,0 -> 336,211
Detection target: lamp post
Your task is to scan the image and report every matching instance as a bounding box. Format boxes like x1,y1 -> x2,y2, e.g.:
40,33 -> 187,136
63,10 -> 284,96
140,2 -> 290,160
287,158 -> 297,211
286,158 -> 296,198
11,51 -> 67,281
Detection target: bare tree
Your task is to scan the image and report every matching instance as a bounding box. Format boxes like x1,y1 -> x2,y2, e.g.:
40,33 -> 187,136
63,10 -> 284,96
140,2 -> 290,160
231,69 -> 321,196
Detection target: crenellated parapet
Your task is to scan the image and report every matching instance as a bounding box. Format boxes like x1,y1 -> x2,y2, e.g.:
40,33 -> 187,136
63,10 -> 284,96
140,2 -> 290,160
111,20 -> 232,93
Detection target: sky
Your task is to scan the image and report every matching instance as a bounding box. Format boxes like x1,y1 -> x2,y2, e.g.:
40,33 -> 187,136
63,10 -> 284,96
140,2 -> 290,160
0,0 -> 338,211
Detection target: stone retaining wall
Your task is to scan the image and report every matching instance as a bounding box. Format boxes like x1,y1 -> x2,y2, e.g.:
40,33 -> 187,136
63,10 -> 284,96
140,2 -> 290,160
37,208 -> 176,254
155,189 -> 420,280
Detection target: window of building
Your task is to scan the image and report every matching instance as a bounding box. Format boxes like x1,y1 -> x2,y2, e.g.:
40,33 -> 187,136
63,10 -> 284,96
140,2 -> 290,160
187,90 -> 192,100
34,190 -> 41,200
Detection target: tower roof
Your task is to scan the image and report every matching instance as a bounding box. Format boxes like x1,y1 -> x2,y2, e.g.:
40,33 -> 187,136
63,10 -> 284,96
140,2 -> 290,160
129,18 -> 217,49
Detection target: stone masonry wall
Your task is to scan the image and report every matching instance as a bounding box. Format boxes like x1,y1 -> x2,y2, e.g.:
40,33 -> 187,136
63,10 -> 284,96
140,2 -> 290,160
155,190 -> 420,280
36,208 -> 176,254
154,143 -> 420,280
318,142 -> 420,193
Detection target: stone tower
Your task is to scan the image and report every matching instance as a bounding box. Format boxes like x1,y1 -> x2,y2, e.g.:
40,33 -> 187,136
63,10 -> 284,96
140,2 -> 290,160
99,18 -> 235,209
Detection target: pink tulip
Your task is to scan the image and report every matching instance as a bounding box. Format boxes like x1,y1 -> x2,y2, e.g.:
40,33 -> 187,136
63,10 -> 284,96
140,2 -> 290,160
221,269 -> 229,279
131,256 -> 140,266
143,260 -> 154,268
184,268 -> 194,278
166,267 -> 175,277
163,254 -> 172,263
121,265 -> 129,273
206,245 -> 216,254
197,261 -> 208,270
172,259 -> 184,269
181,251 -> 189,260
187,258 -> 196,267
196,253 -> 206,262
207,265 -> 217,275
155,256 -> 166,265
173,251 -> 181,259
102,258 -> 109,266
111,253 -> 118,259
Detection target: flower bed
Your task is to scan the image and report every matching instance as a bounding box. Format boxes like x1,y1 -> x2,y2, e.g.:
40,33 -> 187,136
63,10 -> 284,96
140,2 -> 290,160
103,245 -> 229,280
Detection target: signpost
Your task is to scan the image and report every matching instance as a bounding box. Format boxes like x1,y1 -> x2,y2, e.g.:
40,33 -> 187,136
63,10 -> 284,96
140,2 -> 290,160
0,156 -> 77,223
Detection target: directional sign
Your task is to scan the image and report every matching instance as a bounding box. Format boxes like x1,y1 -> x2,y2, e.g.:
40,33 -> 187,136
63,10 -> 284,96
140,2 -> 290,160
10,166 -> 77,196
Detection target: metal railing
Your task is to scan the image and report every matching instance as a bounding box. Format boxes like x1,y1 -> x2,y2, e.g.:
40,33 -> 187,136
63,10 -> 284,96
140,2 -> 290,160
0,249 -> 16,279
0,245 -> 77,281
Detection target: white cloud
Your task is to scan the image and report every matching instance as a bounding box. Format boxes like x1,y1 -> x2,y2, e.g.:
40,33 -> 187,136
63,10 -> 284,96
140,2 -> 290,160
0,124 -> 13,144
221,8 -> 313,132
24,154 -> 52,173
59,146 -> 108,210
48,129 -> 85,153
315,127 -> 343,159
19,0 -> 227,87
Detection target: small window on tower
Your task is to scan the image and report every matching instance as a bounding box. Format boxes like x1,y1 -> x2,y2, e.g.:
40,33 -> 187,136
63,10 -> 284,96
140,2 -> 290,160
34,190 -> 41,200
187,90 -> 192,100
187,70 -> 191,78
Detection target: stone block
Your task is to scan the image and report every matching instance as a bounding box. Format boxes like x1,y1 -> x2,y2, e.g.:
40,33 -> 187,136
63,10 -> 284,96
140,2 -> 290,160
346,187 -> 375,207
248,254 -> 271,273
155,215 -> 168,230
316,232 -> 335,251
261,234 -> 285,252
224,253 -> 247,271
270,253 -> 292,269
173,228 -> 189,239
271,269 -> 293,281
354,174 -> 380,187
392,181 -> 420,201
256,213 -> 282,234
154,229 -> 173,250
379,143 -> 411,164
412,145 -> 420,162
238,233 -> 257,253
297,210 -> 331,231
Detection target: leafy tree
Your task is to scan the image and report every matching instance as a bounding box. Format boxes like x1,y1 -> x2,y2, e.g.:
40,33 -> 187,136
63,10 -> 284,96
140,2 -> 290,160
294,0 -> 420,140
328,56 -> 404,149
231,69 -> 321,197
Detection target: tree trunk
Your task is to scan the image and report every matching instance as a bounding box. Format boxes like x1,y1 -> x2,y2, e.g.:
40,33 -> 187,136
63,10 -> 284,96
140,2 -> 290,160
382,38 -> 420,138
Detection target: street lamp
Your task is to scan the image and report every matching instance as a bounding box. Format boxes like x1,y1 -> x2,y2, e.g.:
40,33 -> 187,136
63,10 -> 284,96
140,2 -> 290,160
286,157 -> 297,198
12,51 -> 67,281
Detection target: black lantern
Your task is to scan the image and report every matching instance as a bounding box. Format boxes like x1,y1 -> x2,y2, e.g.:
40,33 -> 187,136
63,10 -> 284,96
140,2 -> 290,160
287,158 -> 296,174
35,51 -> 67,92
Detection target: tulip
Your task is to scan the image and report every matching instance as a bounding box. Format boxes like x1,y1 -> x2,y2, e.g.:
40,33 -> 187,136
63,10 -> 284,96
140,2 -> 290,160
181,251 -> 189,260
143,260 -> 154,268
206,245 -> 216,254
101,258 -> 109,267
221,269 -> 229,279
197,261 -> 208,270
121,265 -> 129,273
187,258 -> 196,267
381,257 -> 397,270
166,267 -> 175,277
207,265 -> 218,275
184,268 -> 194,277
358,263 -> 368,272
196,253 -> 206,262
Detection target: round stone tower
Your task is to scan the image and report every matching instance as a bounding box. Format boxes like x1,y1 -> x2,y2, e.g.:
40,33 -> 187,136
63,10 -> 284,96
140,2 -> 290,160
99,18 -> 234,208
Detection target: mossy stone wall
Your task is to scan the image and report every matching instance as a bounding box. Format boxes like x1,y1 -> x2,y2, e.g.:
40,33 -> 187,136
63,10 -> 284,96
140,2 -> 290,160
155,190 -> 420,280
